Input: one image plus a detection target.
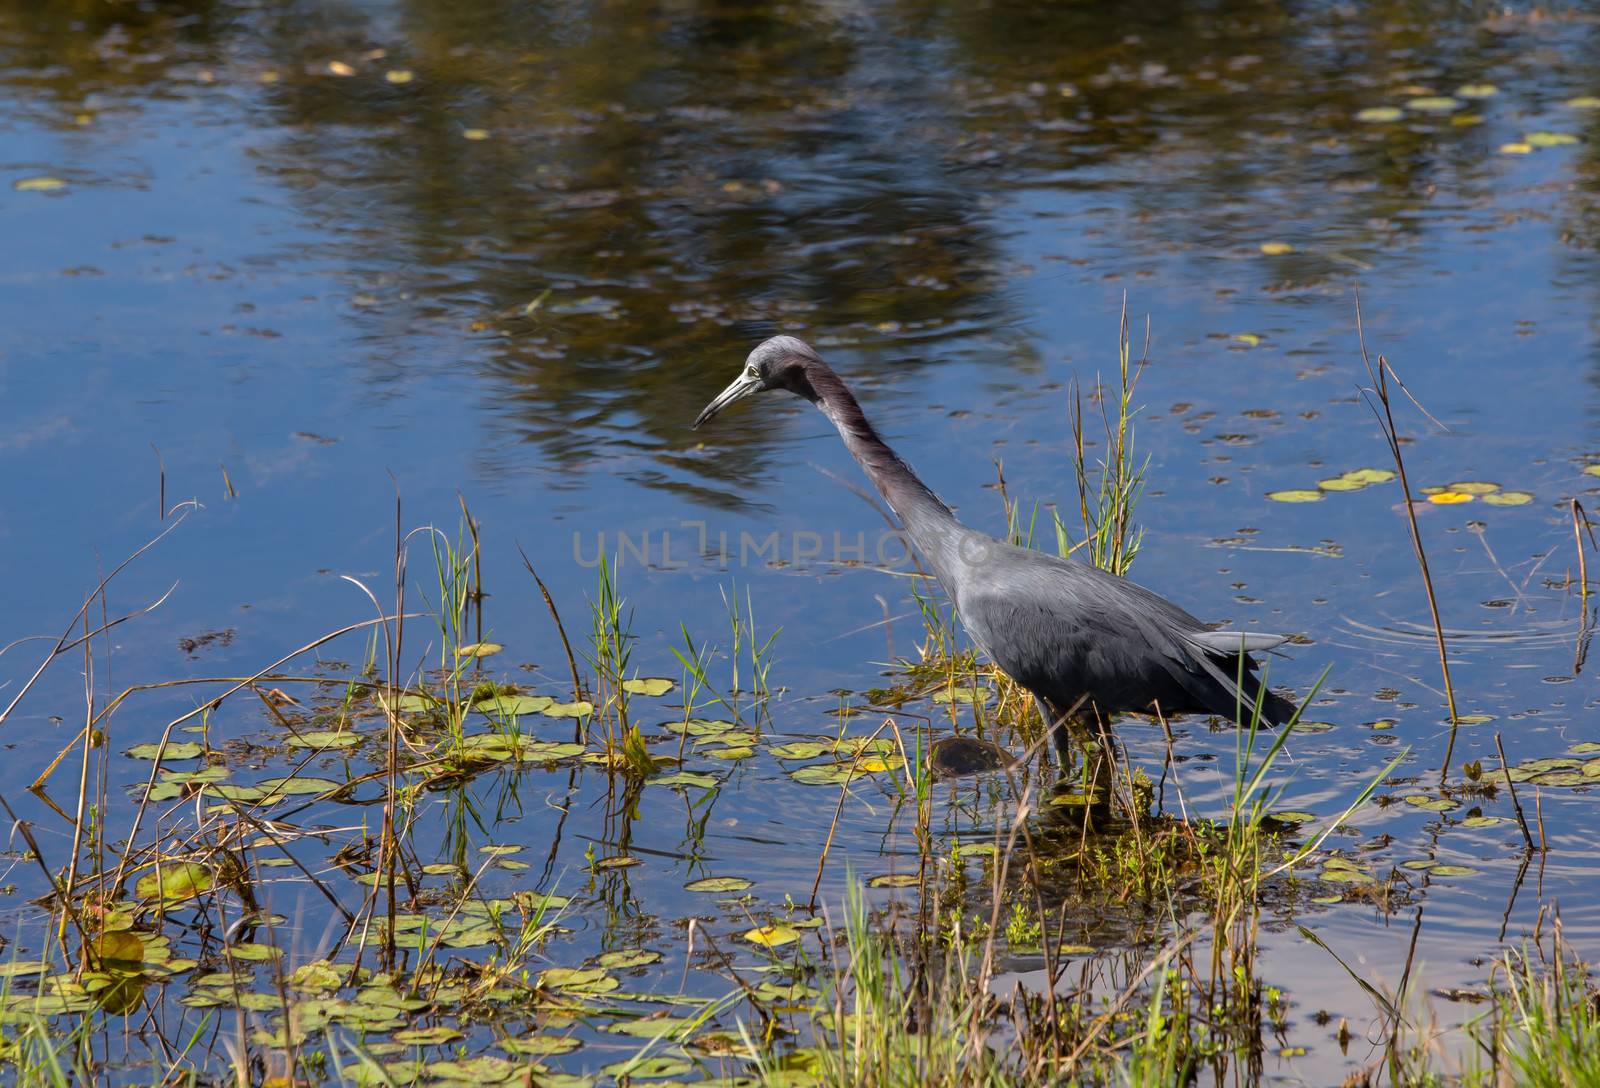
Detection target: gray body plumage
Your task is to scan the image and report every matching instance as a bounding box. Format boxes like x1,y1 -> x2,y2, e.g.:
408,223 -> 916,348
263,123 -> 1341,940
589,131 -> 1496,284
692,335 -> 1294,749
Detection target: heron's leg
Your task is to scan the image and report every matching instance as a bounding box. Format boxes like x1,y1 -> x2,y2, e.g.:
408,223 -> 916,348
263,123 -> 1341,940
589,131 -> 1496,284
1034,696 -> 1064,766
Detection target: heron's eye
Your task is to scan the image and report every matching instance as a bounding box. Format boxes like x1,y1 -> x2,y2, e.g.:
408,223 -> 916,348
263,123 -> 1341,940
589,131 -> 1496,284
745,364 -> 760,381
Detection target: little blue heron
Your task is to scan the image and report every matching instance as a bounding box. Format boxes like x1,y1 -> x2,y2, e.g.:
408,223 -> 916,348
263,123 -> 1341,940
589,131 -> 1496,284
693,335 -> 1296,764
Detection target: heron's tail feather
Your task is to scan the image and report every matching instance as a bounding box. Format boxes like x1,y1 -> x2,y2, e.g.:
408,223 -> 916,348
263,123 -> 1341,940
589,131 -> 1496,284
1183,638 -> 1298,727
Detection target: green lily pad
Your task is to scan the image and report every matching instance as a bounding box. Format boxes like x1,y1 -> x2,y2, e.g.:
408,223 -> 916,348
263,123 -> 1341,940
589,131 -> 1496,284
663,718 -> 739,736
226,943 -> 282,962
256,777 -> 344,796
868,873 -> 919,888
706,746 -> 756,760
1271,811 -> 1318,824
288,960 -> 343,992
1429,865 -> 1480,877
1267,490 -> 1323,503
621,678 -> 675,697
542,701 -> 594,719
602,1057 -> 691,1080
605,1016 -> 699,1038
285,731 -> 361,749
501,1035 -> 582,1056
770,741 -> 835,760
455,642 -> 504,658
1526,131 -> 1580,147
649,772 -> 719,789
394,1026 -> 463,1045
1404,794 -> 1459,812
476,695 -> 554,717
1355,106 -> 1403,122
1459,816 -> 1504,828
684,877 -> 752,894
127,742 -> 203,760
1406,95 -> 1462,112
596,949 -> 662,969
135,862 -> 214,905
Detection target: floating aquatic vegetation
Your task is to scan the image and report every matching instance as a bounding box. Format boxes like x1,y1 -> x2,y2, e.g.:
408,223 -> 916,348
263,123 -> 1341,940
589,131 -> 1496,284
12,175 -> 66,192
743,924 -> 801,948
1356,106 -> 1404,122
1266,489 -> 1323,503
1406,96 -> 1463,112
1259,242 -> 1294,255
1317,468 -> 1397,493
620,677 -> 674,696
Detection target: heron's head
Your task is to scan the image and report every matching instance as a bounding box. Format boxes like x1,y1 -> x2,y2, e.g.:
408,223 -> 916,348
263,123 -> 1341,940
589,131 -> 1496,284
692,335 -> 824,429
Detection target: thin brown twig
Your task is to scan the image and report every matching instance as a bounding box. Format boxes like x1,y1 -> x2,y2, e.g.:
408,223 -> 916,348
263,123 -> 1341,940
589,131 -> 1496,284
1495,732 -> 1536,853
517,543 -> 585,705
1355,296 -> 1459,775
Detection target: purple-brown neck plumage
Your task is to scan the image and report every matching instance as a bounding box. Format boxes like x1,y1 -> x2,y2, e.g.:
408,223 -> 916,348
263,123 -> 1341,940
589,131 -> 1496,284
802,363 -> 964,567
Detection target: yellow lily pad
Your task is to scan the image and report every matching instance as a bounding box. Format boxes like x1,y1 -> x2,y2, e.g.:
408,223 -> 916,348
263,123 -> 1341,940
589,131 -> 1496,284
1355,106 -> 1403,123
1259,242 -> 1294,255
743,925 -> 801,948
1500,142 -> 1533,155
1427,491 -> 1474,504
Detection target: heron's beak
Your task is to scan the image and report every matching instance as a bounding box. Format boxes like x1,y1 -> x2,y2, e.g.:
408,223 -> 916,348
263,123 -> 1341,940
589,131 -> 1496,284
692,374 -> 762,429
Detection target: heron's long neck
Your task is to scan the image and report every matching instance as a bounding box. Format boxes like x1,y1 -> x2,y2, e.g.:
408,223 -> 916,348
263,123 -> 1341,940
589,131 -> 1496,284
807,366 -> 964,574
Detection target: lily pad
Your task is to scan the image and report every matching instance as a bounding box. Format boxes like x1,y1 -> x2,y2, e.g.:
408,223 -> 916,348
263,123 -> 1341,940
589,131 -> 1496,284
649,772 -> 720,789
1429,865 -> 1480,877
502,1035 -> 582,1056
1259,242 -> 1294,255
542,701 -> 594,719
597,949 -> 662,970
1318,468 -> 1396,493
621,678 -> 675,697
477,695 -> 554,717
685,877 -> 753,894
605,1017 -> 699,1038
1482,491 -> 1533,506
1406,96 -> 1462,112
285,731 -> 361,749
226,943 -> 282,962
394,1026 -> 463,1045
1355,107 -> 1403,122
706,746 -> 756,760
1266,489 -> 1323,503
1526,131 -> 1579,147
1404,794 -> 1459,812
127,742 -> 203,760
13,175 -> 67,192
455,642 -> 504,658
868,874 -> 919,888
743,925 -> 801,949
602,1057 -> 691,1080
135,862 -> 215,905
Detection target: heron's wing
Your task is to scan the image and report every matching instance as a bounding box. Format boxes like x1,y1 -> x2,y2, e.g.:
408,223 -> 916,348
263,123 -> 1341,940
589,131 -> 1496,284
955,549 -> 1287,721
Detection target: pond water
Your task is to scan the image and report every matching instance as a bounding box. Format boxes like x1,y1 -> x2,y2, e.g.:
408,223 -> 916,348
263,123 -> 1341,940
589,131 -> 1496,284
3,1 -> 1600,1083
